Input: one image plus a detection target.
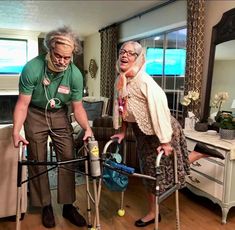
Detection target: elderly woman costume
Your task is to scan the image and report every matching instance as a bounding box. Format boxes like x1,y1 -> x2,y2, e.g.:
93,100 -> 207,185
111,41 -> 224,227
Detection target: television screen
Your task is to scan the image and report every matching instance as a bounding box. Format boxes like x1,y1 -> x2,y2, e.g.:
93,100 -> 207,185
145,47 -> 186,76
0,39 -> 27,74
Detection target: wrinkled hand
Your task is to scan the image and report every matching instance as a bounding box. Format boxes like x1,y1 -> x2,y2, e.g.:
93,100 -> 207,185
157,143 -> 173,156
83,128 -> 93,141
111,132 -> 125,144
12,133 -> 29,148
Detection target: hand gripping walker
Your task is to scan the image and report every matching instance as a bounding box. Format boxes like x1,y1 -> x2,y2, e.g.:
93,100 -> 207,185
16,137 -> 181,230
101,139 -> 181,230
84,136 -> 102,230
83,137 -> 134,230
16,142 -> 24,230
16,138 -> 102,230
16,141 -> 87,230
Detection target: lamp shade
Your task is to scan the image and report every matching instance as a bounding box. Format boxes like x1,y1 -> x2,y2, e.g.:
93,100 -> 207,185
231,99 -> 235,109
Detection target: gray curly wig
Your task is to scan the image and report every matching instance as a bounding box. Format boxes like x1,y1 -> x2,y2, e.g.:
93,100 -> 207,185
43,26 -> 82,55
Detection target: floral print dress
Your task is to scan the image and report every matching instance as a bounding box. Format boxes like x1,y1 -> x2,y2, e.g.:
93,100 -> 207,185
132,116 -> 191,195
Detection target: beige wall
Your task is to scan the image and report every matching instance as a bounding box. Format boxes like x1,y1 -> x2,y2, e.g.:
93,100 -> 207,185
84,32 -> 101,97
0,29 -> 40,90
119,0 -> 186,42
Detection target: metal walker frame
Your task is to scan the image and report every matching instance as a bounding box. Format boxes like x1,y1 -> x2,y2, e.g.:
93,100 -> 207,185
16,138 -> 181,230
101,139 -> 181,230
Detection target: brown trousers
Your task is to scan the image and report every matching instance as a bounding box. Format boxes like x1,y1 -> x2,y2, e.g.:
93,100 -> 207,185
24,106 -> 76,207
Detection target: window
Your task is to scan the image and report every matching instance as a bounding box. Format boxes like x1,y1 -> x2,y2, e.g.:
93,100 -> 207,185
146,47 -> 186,76
0,38 -> 28,74
139,28 -> 187,120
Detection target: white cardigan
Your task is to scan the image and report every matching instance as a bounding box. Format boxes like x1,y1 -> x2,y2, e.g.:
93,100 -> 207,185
113,69 -> 173,143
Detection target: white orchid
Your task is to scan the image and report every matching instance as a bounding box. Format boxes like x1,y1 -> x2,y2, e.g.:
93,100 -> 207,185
188,91 -> 200,101
181,96 -> 191,106
211,92 -> 229,108
181,90 -> 199,106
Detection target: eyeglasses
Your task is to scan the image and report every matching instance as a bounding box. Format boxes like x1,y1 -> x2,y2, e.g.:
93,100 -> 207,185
119,49 -> 138,57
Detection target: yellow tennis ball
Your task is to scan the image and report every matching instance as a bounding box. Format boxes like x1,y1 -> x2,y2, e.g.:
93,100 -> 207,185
117,209 -> 125,217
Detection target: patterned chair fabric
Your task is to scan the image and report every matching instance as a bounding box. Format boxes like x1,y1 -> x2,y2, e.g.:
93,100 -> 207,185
83,96 -> 110,117
92,116 -> 139,169
82,100 -> 104,121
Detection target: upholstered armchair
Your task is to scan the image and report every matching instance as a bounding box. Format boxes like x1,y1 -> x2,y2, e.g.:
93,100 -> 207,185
91,116 -> 139,170
70,96 -> 139,169
73,115 -> 139,170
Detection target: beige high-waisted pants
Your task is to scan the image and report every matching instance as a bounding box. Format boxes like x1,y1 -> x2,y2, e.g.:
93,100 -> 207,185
24,106 -> 76,207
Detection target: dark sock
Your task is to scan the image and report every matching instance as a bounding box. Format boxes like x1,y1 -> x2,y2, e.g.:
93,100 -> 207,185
194,143 -> 225,160
63,204 -> 73,209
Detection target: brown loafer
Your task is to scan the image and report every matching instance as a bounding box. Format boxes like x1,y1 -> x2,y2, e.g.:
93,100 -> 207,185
42,205 -> 55,228
62,204 -> 87,227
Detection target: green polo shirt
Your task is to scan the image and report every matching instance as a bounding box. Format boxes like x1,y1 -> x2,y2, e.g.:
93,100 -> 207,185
19,54 -> 83,109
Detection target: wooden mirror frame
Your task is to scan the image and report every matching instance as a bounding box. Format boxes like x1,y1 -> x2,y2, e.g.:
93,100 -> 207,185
203,8 -> 235,121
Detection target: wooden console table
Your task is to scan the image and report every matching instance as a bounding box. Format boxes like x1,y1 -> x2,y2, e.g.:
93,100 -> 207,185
184,130 -> 235,224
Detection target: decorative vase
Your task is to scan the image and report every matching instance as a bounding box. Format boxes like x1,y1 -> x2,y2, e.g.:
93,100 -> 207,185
184,117 -> 198,130
219,128 -> 235,140
210,122 -> 220,133
194,122 -> 208,132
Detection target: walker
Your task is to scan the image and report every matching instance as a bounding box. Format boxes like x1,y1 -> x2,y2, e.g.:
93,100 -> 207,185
15,142 -> 87,230
16,137 -> 181,230
100,139 -> 181,230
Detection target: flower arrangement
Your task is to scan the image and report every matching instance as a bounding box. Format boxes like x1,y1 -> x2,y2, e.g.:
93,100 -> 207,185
219,113 -> 235,130
181,90 -> 200,106
210,91 -> 229,122
181,90 -> 201,130
211,91 -> 229,113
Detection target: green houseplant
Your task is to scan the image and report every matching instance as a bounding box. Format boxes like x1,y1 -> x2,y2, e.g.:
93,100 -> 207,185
218,113 -> 235,140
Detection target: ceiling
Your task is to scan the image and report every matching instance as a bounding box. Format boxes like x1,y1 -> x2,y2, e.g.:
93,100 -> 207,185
0,0 -> 164,39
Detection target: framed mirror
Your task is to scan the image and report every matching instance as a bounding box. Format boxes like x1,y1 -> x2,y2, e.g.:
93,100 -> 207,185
203,8 -> 235,121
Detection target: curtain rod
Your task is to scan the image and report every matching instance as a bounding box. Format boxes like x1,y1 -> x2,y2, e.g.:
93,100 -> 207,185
99,0 -> 177,32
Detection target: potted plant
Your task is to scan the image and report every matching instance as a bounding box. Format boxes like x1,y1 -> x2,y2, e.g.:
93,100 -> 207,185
181,90 -> 209,131
219,113 -> 235,140
208,91 -> 229,132
211,91 -> 229,122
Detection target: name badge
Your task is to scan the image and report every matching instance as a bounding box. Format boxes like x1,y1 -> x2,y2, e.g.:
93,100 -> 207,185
58,85 -> 70,94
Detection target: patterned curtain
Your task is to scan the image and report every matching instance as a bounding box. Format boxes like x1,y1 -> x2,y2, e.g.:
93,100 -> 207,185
100,25 -> 118,115
184,0 -> 205,119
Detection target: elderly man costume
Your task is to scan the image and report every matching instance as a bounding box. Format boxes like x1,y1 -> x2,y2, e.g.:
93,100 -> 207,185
12,26 -> 92,228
